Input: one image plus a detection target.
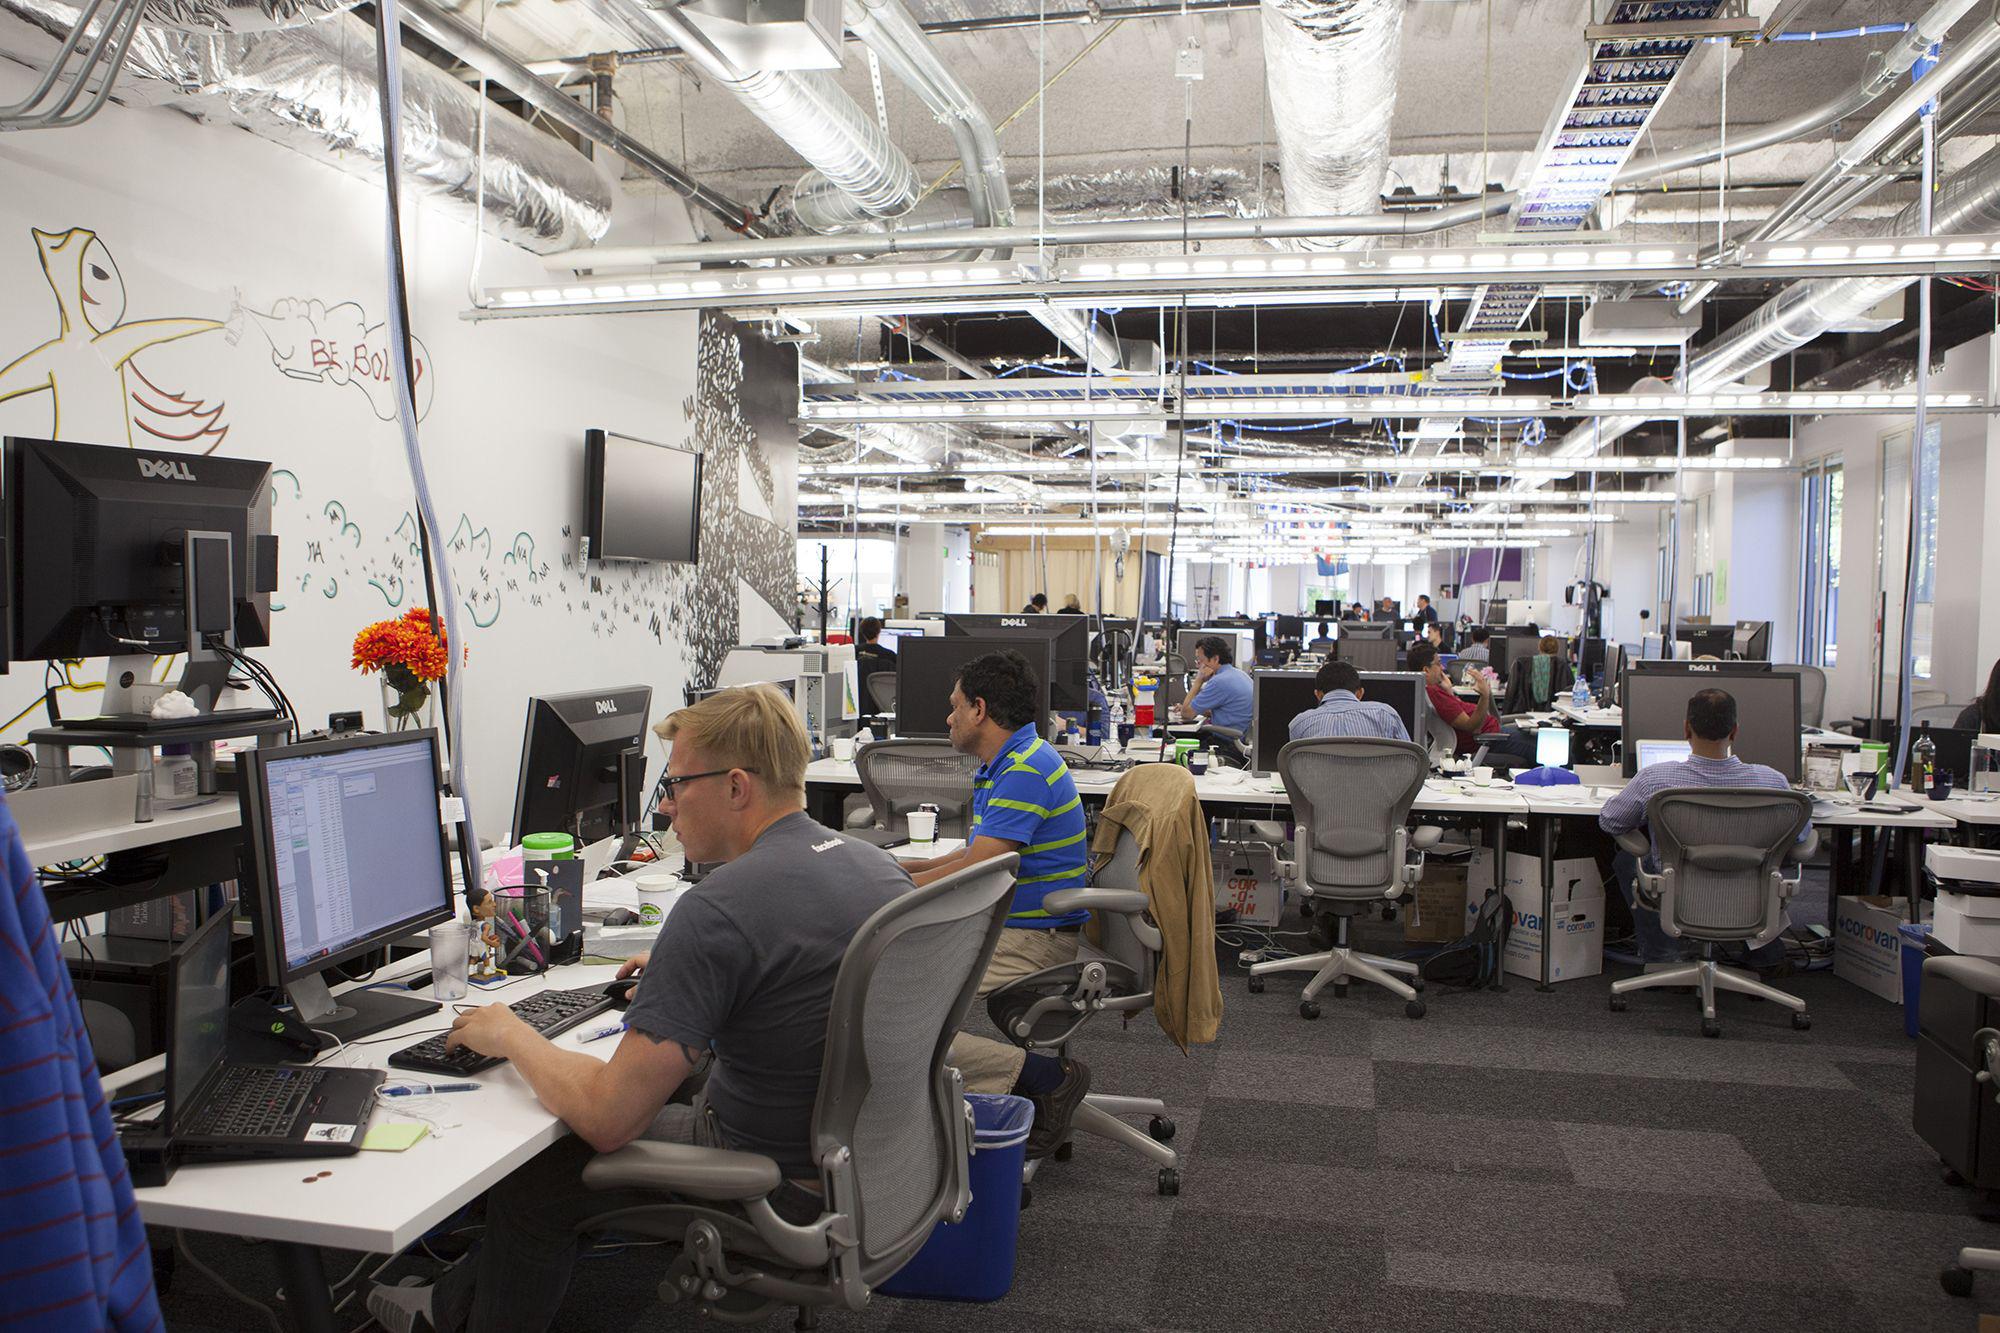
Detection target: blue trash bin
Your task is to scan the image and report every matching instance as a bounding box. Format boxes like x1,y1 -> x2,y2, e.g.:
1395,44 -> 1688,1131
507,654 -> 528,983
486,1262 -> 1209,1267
879,1093 -> 1034,1302
1900,922 -> 1934,1038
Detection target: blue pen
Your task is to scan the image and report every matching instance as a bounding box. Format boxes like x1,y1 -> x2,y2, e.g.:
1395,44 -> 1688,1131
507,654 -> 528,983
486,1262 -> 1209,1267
383,1083 -> 481,1096
578,1022 -> 627,1044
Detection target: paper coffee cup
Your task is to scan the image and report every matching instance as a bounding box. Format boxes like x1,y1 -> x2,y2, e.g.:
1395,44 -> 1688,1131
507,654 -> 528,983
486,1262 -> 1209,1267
830,736 -> 856,762
907,810 -> 938,842
1471,766 -> 1495,785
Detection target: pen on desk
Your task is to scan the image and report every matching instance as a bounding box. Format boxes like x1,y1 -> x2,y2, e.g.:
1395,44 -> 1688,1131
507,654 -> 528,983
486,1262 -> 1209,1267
384,1083 -> 481,1096
578,1022 -> 627,1044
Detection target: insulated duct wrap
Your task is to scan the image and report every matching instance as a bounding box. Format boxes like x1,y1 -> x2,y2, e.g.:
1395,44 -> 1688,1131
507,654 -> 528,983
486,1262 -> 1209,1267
0,0 -> 613,251
723,65 -> 920,222
142,0 -> 353,32
789,165 -> 1267,235
1260,0 -> 1402,245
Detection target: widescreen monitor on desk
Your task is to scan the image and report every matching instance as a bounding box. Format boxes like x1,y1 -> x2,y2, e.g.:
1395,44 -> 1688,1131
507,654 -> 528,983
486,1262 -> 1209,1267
1620,662 -> 1800,781
1249,670 -> 1318,773
896,636 -> 1053,738
945,612 -> 1089,711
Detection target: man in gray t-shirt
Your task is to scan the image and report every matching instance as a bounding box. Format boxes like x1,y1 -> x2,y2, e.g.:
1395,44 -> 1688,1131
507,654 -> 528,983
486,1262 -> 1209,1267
378,687 -> 911,1333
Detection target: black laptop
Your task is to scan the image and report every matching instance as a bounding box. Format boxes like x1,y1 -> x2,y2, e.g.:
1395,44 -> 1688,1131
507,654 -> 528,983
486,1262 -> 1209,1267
163,912 -> 383,1160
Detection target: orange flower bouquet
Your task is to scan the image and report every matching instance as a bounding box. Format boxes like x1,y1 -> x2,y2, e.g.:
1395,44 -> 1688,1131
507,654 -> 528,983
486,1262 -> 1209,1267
353,607 -> 455,730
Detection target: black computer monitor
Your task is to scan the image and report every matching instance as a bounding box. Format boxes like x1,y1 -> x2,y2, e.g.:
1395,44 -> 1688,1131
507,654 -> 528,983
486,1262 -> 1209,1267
238,730 -> 454,1041
1177,627 -> 1256,668
1732,620 -> 1772,661
1676,624 -> 1737,659
1338,621 -> 1392,641
1356,671 -> 1432,743
1313,599 -> 1337,617
510,685 -> 653,845
5,436 -> 278,710
1209,616 -> 1268,655
1620,662 -> 1799,780
1275,615 -> 1306,643
1337,637 -> 1398,672
1486,629 -> 1538,682
942,612 -> 1088,710
896,636 -> 1053,738
1250,669 -> 1319,773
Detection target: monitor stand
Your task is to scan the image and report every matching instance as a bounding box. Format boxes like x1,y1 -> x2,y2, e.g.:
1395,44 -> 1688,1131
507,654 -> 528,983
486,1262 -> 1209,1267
287,971 -> 440,1046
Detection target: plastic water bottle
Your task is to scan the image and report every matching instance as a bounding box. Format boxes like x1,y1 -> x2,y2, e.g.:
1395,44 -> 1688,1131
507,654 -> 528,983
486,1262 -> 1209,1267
1572,670 -> 1592,711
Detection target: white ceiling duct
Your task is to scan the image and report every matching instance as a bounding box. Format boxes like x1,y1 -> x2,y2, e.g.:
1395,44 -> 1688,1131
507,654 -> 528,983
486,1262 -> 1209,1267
0,0 -> 613,250
1259,0 -> 1403,247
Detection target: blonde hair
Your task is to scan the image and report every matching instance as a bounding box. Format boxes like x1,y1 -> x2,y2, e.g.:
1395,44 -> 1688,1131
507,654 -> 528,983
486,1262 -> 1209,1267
654,684 -> 809,802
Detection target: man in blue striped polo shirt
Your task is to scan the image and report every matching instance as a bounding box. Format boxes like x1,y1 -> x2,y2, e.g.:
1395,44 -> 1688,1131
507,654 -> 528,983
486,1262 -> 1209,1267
908,649 -> 1091,1158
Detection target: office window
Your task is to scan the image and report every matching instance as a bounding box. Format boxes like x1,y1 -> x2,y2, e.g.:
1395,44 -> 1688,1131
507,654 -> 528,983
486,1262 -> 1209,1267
1797,461 -> 1842,669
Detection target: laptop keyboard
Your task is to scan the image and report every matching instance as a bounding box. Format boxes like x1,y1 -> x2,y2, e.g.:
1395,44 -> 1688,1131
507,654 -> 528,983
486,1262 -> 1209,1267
183,1066 -> 327,1139
388,985 -> 617,1076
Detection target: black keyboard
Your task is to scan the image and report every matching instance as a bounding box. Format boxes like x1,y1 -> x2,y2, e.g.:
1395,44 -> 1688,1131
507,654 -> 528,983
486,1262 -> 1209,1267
388,985 -> 618,1076
183,1065 -> 326,1139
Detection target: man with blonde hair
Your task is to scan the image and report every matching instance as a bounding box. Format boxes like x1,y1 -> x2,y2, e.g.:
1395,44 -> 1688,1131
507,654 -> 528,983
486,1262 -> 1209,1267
371,684 -> 913,1333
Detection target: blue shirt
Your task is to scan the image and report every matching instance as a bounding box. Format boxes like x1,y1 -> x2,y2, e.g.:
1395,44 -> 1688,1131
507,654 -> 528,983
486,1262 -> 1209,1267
1191,663 -> 1254,734
1288,690 -> 1409,743
1600,753 -> 1806,855
971,724 -> 1089,928
0,796 -> 161,1330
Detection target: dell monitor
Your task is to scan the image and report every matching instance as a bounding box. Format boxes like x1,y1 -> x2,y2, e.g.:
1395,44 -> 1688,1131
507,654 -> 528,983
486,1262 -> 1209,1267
1176,627 -> 1255,671
896,636 -> 1053,739
1250,670 -> 1320,773
1355,671 -> 1431,745
1732,619 -> 1773,661
1620,662 -> 1799,781
5,435 -> 278,715
510,685 -> 654,845
943,612 -> 1088,711
1338,621 -> 1392,641
1675,624 -> 1736,660
583,429 -> 701,563
1337,637 -> 1398,673
238,730 -> 454,1042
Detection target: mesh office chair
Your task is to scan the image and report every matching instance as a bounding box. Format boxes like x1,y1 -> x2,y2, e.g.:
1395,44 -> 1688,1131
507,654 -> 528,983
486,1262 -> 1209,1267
865,672 -> 897,716
1606,788 -> 1816,1037
854,739 -> 978,838
576,856 -> 1018,1326
983,828 -> 1183,1196
1912,703 -> 1966,728
1771,665 -> 1827,729
1248,738 -> 1440,1020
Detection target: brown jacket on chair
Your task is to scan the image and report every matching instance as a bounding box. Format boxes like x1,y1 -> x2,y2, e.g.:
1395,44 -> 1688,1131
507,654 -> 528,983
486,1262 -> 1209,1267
1089,764 -> 1223,1049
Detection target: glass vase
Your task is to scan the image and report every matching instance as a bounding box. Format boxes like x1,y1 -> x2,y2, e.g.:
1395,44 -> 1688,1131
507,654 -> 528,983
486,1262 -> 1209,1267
381,677 -> 436,732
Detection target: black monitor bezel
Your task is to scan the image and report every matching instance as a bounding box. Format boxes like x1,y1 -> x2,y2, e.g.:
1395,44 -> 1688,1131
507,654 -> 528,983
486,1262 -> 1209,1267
896,635 -> 1053,738
941,612 -> 1089,710
1619,661 -> 1799,780
238,728 -> 457,988
507,685 -> 653,844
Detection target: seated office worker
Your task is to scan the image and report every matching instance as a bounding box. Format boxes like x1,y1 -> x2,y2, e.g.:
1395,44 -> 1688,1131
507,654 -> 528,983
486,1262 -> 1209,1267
1172,634 -> 1254,733
1409,640 -> 1535,766
1598,687 -> 1805,969
1289,659 -> 1409,742
904,650 -> 1093,1158
1457,624 -> 1492,666
854,615 -> 897,674
368,685 -> 913,1333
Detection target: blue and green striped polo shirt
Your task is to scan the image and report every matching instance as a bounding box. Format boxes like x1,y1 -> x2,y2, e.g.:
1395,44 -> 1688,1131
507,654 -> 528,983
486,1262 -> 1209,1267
972,723 -> 1089,928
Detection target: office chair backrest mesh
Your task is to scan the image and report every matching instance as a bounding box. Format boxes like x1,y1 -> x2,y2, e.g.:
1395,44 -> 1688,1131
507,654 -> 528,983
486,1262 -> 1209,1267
1089,827 -> 1156,992
1773,664 -> 1826,729
1648,788 -> 1811,938
1278,738 -> 1428,895
855,740 -> 977,837
866,672 -> 897,713
812,855 -> 1015,1269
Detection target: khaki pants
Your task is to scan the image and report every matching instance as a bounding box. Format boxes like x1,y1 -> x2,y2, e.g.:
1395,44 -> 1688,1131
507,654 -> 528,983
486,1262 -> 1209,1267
948,927 -> 1081,1094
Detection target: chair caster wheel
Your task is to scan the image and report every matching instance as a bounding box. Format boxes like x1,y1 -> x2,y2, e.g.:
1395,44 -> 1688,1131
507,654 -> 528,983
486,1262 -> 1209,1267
1608,996 -> 1628,1012
1157,1167 -> 1180,1197
1405,998 -> 1426,1020
1791,1012 -> 1812,1031
1053,1141 -> 1074,1162
1701,1020 -> 1721,1039
1149,1116 -> 1176,1143
1944,1164 -> 1968,1188
1942,1265 -> 1976,1298
1332,983 -> 1349,999
1299,1000 -> 1321,1020
1247,975 -> 1265,994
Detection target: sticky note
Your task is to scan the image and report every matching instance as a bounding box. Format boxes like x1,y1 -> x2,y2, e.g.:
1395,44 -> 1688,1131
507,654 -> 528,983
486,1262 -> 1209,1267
360,1122 -> 430,1152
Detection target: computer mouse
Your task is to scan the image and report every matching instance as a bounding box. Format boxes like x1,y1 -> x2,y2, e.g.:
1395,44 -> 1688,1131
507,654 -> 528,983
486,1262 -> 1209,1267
602,908 -> 642,927
603,978 -> 640,1009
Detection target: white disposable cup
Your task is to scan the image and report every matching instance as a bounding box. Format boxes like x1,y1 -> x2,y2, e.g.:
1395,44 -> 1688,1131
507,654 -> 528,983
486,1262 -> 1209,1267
1471,765 -> 1495,785
907,810 -> 938,843
830,736 -> 856,762
430,922 -> 470,1000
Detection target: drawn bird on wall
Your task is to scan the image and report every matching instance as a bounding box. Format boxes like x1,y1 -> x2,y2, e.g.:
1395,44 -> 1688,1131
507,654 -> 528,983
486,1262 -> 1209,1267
0,227 -> 229,448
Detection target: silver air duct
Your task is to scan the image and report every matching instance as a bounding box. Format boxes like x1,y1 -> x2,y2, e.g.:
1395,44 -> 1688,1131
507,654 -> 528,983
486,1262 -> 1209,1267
1541,141 -> 2000,470
1260,0 -> 1403,245
0,0 -> 613,250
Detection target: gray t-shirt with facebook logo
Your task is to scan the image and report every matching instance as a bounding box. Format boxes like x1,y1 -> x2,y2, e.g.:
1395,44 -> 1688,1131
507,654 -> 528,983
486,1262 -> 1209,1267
621,811 -> 913,1177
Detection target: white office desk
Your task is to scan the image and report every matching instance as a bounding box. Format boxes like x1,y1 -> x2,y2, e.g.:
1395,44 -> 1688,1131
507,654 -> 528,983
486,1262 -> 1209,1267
109,953 -> 632,1329
1551,699 -> 1621,729
1929,793 -> 2000,828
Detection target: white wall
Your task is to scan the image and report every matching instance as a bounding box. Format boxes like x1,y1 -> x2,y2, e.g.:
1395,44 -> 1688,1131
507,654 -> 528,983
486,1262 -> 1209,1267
0,70 -> 797,840
896,523 -> 947,613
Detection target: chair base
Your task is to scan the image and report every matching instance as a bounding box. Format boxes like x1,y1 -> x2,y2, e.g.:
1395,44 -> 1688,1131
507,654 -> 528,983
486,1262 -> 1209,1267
1609,957 -> 1806,1034
1942,1247 -> 2000,1297
1251,946 -> 1421,1006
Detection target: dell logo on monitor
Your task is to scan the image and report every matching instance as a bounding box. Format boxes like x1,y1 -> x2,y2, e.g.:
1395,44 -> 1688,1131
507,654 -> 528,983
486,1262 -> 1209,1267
1000,617 -> 1027,627
593,699 -> 619,715
136,457 -> 197,481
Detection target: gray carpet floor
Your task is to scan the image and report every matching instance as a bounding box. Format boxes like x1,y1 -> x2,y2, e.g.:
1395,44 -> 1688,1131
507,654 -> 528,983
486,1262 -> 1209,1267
153,869 -> 2000,1332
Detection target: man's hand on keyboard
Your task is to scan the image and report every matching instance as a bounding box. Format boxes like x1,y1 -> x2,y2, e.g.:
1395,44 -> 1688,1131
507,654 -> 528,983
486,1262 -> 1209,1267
616,952 -> 650,981
446,1003 -> 533,1059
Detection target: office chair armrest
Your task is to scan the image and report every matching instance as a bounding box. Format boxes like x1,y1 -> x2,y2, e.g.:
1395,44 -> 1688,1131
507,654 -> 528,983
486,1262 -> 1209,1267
1614,829 -> 1651,861
1787,828 -> 1820,864
1044,887 -> 1149,917
1411,826 -> 1444,851
582,1141 -> 783,1202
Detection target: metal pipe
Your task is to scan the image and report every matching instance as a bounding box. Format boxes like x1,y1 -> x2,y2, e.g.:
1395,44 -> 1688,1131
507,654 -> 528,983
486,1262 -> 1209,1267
395,0 -> 755,235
